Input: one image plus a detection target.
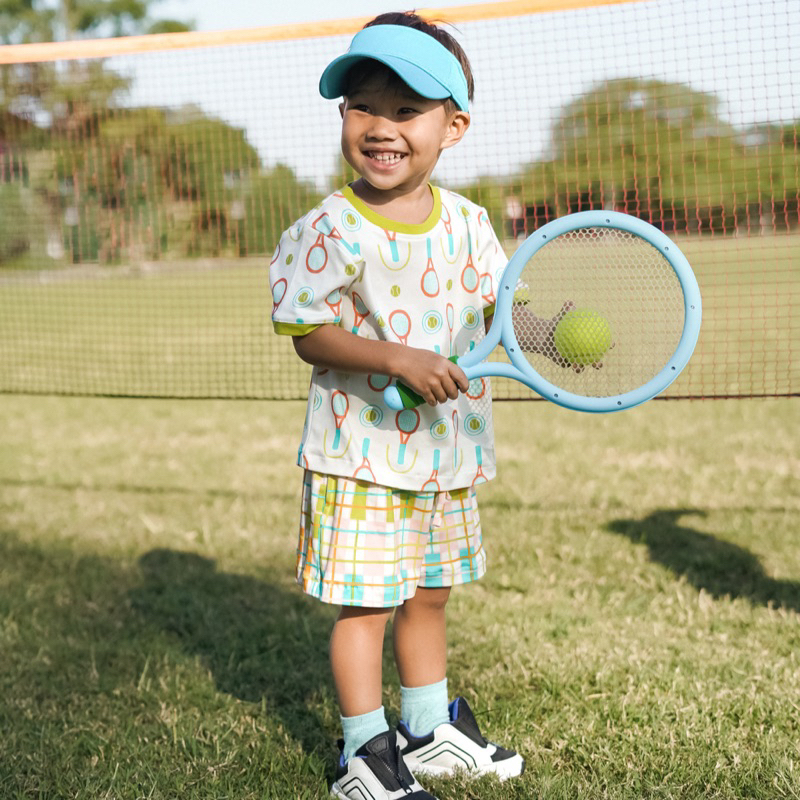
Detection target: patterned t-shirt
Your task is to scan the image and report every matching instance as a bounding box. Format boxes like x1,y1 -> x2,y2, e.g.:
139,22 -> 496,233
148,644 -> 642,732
269,184 -> 508,492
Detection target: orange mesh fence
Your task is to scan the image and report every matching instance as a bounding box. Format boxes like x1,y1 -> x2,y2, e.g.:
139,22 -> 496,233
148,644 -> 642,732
0,0 -> 797,399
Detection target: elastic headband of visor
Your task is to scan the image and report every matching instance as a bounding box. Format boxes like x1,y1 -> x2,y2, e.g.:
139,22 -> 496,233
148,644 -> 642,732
319,24 -> 469,112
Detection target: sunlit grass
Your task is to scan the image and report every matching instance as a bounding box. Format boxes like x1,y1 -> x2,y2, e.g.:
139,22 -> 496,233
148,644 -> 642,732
2,395 -> 799,798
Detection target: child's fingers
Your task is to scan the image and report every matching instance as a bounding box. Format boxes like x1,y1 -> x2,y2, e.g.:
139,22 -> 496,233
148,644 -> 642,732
401,350 -> 470,405
554,299 -> 575,323
427,369 -> 466,405
428,383 -> 452,405
451,363 -> 470,394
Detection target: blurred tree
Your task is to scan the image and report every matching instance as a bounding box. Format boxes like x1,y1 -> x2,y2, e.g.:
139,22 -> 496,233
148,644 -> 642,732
329,154 -> 359,192
0,0 -> 55,44
245,163 -> 321,257
65,106 -> 265,261
0,0 -> 192,125
0,183 -> 30,261
0,0 -> 191,44
515,78 -> 800,233
0,0 -> 194,263
451,175 -> 508,235
41,106 -> 321,262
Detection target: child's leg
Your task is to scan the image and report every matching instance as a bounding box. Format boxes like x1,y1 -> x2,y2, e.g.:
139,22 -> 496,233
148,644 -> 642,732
393,586 -> 452,735
392,586 -> 450,687
299,473 -> 439,796
392,489 -> 523,781
331,605 -> 393,714
330,605 -> 393,761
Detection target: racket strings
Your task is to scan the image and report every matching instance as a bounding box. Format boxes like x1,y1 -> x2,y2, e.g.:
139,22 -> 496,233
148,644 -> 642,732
509,227 -> 685,398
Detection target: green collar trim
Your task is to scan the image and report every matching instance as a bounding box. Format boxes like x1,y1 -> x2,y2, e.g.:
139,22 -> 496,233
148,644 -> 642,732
342,184 -> 441,235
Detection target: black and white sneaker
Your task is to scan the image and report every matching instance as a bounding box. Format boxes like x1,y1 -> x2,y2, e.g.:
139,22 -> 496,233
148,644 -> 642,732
330,729 -> 438,799
397,697 -> 525,781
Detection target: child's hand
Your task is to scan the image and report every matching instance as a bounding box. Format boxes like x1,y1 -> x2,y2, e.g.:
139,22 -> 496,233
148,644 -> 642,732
513,300 -> 574,361
393,347 -> 470,406
514,300 -> 610,373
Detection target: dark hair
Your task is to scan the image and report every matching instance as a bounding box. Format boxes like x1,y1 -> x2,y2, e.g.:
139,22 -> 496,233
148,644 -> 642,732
345,11 -> 474,113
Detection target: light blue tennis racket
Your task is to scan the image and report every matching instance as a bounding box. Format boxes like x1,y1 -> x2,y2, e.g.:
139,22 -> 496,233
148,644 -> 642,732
384,211 -> 701,413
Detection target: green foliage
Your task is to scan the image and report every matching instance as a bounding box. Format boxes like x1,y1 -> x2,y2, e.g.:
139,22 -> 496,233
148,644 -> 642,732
0,184 -> 29,262
547,78 -> 732,204
2,71 -> 799,267
450,175 -> 509,234
0,0 -> 192,161
244,164 -> 322,256
158,108 -> 260,202
329,155 -> 359,192
18,104 -> 303,263
0,0 -> 192,43
0,0 -> 56,44
67,0 -> 147,37
516,78 -> 800,232
146,17 -> 193,35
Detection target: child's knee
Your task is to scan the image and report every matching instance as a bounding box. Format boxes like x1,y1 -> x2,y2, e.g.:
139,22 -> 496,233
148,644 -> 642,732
405,586 -> 451,613
336,605 -> 393,630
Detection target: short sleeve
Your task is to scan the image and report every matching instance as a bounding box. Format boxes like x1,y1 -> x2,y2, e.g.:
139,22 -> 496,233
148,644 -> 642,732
475,208 -> 508,315
269,220 -> 363,335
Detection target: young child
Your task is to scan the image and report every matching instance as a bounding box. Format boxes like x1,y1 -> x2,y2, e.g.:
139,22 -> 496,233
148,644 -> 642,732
270,12 -> 525,799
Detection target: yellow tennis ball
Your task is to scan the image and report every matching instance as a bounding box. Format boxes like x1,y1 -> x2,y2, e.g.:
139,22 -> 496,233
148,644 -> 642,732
554,309 -> 612,366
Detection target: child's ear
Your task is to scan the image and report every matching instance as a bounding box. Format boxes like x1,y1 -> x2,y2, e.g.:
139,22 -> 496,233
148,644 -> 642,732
441,111 -> 470,150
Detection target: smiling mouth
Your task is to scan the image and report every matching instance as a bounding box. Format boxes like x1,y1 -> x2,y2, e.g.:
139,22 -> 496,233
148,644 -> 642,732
365,151 -> 406,165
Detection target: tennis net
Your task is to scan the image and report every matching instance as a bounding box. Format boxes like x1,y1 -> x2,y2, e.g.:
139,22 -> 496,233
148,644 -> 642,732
0,0 -> 798,399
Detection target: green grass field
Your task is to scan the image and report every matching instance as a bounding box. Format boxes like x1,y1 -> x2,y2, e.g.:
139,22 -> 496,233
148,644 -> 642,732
2,394 -> 799,799
1,233 -> 798,400
0,261 -> 305,399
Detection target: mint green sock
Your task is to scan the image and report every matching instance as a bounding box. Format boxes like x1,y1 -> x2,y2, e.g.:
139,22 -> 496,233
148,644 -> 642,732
341,706 -> 389,763
401,678 -> 450,736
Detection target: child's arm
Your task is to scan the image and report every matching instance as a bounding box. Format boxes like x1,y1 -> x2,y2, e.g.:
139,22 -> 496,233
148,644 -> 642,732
293,325 -> 469,406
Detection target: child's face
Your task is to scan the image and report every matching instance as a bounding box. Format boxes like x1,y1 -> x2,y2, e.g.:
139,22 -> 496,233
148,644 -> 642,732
339,71 -> 469,198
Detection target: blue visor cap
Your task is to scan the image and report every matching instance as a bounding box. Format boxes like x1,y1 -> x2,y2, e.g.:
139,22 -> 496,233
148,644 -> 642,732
319,25 -> 469,112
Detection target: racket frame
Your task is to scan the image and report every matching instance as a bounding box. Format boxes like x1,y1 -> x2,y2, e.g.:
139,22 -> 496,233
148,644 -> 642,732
386,210 -> 702,413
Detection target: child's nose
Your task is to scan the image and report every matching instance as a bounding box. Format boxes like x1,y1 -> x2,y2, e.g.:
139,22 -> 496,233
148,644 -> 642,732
365,115 -> 396,140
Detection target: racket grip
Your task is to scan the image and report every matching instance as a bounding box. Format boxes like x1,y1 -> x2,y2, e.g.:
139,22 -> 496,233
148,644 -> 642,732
383,356 -> 460,411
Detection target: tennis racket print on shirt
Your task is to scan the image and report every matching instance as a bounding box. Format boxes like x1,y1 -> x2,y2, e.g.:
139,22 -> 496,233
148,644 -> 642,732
389,309 -> 412,346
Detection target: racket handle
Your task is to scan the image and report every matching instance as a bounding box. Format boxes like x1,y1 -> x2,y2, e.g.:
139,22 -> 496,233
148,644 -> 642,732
383,356 -> 460,411
384,382 -> 424,410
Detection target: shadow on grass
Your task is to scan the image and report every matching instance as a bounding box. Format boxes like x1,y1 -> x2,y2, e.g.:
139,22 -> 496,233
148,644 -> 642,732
607,509 -> 800,612
0,533 -> 337,769
129,548 -> 338,755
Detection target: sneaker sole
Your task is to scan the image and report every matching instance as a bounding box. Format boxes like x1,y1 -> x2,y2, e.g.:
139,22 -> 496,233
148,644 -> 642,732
404,752 -> 525,782
331,779 -> 437,798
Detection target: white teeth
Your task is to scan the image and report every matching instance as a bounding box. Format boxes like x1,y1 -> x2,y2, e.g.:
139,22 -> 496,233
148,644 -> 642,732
369,152 -> 404,163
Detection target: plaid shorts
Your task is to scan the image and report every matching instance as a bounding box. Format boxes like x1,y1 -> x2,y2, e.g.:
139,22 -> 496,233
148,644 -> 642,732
296,470 -> 486,608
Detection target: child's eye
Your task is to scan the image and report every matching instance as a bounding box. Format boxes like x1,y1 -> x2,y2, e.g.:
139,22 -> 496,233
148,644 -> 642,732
398,107 -> 418,116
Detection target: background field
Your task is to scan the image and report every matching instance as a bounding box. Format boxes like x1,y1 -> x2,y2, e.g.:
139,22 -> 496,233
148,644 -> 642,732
2,233 -> 798,400
2,394 -> 799,799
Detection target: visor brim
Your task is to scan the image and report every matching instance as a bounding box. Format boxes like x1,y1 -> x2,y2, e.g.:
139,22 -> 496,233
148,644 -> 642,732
321,54 -> 455,104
